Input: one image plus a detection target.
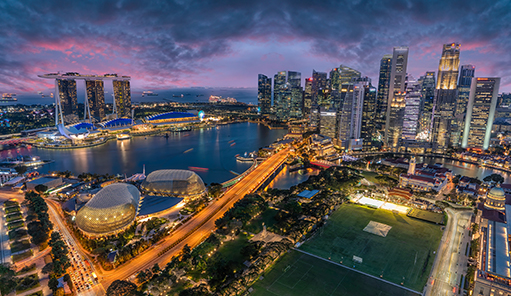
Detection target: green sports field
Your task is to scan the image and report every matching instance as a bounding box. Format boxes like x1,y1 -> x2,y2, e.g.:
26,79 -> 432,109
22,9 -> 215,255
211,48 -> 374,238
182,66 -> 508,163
300,203 -> 443,291
251,250 -> 420,296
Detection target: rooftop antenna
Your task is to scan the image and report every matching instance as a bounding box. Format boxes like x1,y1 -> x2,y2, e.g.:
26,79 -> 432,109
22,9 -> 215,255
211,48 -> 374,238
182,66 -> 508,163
142,164 -> 145,176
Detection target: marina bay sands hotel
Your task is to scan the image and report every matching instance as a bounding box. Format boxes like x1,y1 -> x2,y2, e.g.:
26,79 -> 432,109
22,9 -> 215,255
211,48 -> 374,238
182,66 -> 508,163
38,72 -> 131,126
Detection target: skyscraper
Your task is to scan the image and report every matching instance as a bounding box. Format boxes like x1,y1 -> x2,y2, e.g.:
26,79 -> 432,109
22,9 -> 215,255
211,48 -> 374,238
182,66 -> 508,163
451,65 -> 475,146
289,86 -> 304,118
385,47 -> 409,148
402,80 -> 422,141
57,79 -> 78,116
336,65 -> 361,110
303,77 -> 313,116
338,77 -> 368,150
376,54 -> 392,133
257,74 -> 272,115
329,68 -> 340,91
319,109 -> 338,139
113,79 -> 131,118
273,71 -> 301,119
361,82 -> 377,149
431,43 -> 461,149
462,77 -> 500,150
417,72 -> 435,140
310,70 -> 327,126
499,93 -> 511,108
86,80 -> 106,121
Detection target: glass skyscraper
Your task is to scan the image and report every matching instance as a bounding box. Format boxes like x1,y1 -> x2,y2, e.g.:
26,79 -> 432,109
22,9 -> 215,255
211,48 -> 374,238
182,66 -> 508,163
376,54 -> 392,134
257,74 -> 272,115
462,77 -> 500,150
57,79 -> 78,116
451,65 -> 475,146
417,72 -> 435,140
113,80 -> 131,118
86,80 -> 106,121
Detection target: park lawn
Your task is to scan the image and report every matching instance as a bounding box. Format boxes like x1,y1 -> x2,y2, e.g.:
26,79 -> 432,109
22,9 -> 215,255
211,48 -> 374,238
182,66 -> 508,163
361,171 -> 380,183
251,250 -> 420,296
5,206 -> 21,214
216,233 -> 250,266
16,273 -> 40,294
11,240 -> 32,253
244,208 -> 279,234
6,213 -> 23,222
12,250 -> 33,263
300,203 -> 443,291
7,220 -> 25,230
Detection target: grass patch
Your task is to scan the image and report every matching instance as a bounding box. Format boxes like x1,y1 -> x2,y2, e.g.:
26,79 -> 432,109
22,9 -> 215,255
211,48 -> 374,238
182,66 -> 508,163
216,233 -> 250,265
5,206 -> 21,214
244,208 -> 279,234
6,213 -> 23,222
11,240 -> 31,253
16,263 -> 37,275
300,203 -> 443,291
9,229 -> 28,241
251,250 -> 420,296
25,291 -> 43,296
16,273 -> 40,294
7,220 -> 25,230
4,200 -> 19,207
12,250 -> 33,263
361,171 -> 380,183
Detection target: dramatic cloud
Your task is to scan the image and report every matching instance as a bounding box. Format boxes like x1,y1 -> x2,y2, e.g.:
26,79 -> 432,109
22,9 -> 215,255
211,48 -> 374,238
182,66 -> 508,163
0,0 -> 510,92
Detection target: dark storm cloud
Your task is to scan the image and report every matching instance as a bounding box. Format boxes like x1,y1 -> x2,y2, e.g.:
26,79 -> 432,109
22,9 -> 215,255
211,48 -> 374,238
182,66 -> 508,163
0,0 -> 510,91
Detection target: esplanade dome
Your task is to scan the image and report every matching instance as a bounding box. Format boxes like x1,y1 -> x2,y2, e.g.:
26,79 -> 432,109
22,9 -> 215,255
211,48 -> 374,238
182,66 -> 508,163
75,183 -> 141,237
484,184 -> 506,211
141,169 -> 206,198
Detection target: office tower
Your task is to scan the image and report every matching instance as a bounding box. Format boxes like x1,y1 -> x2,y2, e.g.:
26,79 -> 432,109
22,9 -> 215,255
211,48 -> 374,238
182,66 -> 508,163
85,80 -> 106,121
402,80 -> 422,140
462,77 -> 500,150
289,87 -> 304,118
329,68 -> 340,91
57,79 -> 78,116
319,109 -> 338,139
338,77 -> 368,149
498,93 -> 511,108
376,55 -> 392,133
113,80 -> 131,118
257,74 -> 272,115
336,65 -> 361,110
385,47 -> 409,148
338,65 -> 361,86
451,65 -> 476,146
311,70 -> 327,106
361,83 -> 377,148
303,77 -> 313,116
431,43 -> 461,149
417,72 -> 436,140
273,71 -> 301,119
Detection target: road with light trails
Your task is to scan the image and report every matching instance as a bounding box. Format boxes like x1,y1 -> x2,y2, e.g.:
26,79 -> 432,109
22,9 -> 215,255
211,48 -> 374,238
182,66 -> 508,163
92,148 -> 290,291
424,207 -> 473,296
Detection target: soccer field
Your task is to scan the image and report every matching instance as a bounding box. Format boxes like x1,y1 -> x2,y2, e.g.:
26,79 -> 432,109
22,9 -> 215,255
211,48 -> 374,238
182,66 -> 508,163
300,203 -> 443,291
251,250 -> 421,296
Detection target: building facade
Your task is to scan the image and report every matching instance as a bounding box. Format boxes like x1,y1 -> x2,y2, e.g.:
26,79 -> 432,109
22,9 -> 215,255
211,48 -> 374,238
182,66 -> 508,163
86,80 -> 106,121
57,79 -> 78,117
113,79 -> 131,118
462,77 -> 500,150
451,65 -> 476,147
417,72 -> 436,140
257,74 -> 272,115
376,54 -> 393,135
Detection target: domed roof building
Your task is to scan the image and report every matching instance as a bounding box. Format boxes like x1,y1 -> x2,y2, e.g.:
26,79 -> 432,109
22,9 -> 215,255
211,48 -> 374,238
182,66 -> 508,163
484,184 -> 506,211
141,169 -> 206,198
75,183 -> 141,237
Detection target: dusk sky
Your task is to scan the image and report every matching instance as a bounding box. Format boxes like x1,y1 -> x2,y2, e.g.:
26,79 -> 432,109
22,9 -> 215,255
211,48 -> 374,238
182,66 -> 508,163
1,0 -> 510,93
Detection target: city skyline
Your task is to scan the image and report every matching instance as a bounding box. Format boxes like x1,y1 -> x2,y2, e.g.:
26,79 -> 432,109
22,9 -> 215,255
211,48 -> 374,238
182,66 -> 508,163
0,1 -> 510,93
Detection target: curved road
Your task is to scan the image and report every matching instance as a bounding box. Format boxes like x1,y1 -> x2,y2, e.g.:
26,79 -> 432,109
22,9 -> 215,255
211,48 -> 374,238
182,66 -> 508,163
96,148 -> 290,290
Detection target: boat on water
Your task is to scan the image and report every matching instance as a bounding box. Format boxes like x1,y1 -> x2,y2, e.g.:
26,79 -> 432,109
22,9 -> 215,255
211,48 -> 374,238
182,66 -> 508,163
230,142 -> 236,146
0,155 -> 47,167
142,91 -> 158,97
228,140 -> 235,143
184,148 -> 194,153
236,151 -> 256,162
1,93 -> 17,102
116,133 -> 131,140
189,166 -> 209,172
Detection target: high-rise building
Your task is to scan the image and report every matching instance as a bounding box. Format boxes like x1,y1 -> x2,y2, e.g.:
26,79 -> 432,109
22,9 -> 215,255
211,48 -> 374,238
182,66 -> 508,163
113,80 -> 131,118
338,77 -> 368,149
498,93 -> 511,108
85,80 -> 106,121
57,79 -> 78,116
319,109 -> 338,139
329,68 -> 340,91
273,71 -> 301,119
257,74 -> 272,115
336,65 -> 361,111
451,65 -> 476,146
402,80 -> 422,141
385,47 -> 409,148
311,70 -> 327,106
361,82 -> 377,148
376,55 -> 392,133
303,77 -> 313,116
431,43 -> 461,150
417,72 -> 436,140
462,77 -> 500,150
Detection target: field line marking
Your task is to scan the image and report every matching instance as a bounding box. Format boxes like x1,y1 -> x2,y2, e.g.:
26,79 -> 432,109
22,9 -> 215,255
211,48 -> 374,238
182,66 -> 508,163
290,263 -> 313,289
294,248 -> 422,295
330,273 -> 346,296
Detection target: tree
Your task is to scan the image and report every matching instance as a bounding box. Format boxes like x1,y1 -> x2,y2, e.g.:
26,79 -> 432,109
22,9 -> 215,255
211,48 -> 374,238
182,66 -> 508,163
34,184 -> 48,193
48,276 -> 59,293
106,280 -> 137,296
42,262 -> 54,274
15,165 -> 27,175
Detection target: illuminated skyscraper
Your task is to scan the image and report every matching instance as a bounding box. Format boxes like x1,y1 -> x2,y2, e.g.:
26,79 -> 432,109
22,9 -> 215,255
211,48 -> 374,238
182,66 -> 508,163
385,47 -> 409,148
498,93 -> 511,108
338,77 -> 369,150
402,80 -> 422,141
273,71 -> 301,119
431,43 -> 461,149
336,65 -> 361,110
451,65 -> 475,146
376,54 -> 392,133
113,79 -> 131,118
462,77 -> 500,150
329,68 -> 340,91
289,86 -> 304,118
303,77 -> 313,116
57,79 -> 78,116
257,74 -> 272,115
86,80 -> 106,121
417,72 -> 435,140
311,70 -> 327,106
361,82 -> 377,149
319,109 -> 338,139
